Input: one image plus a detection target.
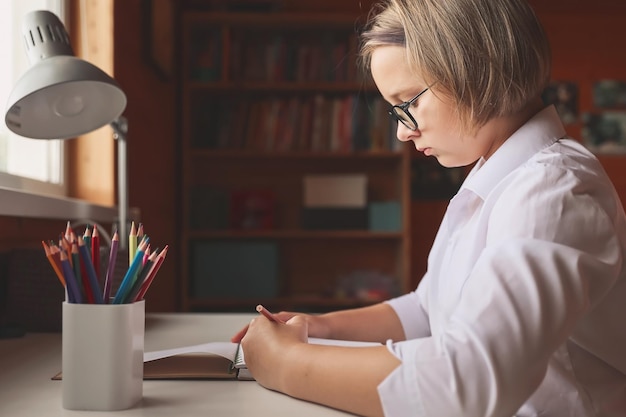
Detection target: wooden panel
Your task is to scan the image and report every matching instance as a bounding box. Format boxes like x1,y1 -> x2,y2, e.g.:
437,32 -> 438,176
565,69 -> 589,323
67,0 -> 116,206
0,217 -> 70,251
113,0 -> 178,312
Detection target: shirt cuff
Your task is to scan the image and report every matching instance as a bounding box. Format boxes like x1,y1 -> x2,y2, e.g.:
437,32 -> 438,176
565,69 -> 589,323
386,292 -> 430,340
377,339 -> 426,417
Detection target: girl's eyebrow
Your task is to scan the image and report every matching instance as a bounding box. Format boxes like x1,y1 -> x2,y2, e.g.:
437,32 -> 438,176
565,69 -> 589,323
393,88 -> 428,103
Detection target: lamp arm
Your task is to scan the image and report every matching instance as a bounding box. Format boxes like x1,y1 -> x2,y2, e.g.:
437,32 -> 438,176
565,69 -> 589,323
110,116 -> 129,250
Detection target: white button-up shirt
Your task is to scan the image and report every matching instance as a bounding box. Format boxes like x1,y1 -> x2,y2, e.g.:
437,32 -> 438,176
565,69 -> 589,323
378,106 -> 626,417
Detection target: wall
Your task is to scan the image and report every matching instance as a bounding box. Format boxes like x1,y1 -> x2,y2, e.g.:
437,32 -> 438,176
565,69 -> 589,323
2,1 -> 625,315
113,0 -> 178,312
115,0 -> 626,307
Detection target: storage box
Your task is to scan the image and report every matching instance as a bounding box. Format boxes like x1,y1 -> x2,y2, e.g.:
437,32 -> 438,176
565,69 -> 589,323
368,201 -> 402,231
303,174 -> 367,208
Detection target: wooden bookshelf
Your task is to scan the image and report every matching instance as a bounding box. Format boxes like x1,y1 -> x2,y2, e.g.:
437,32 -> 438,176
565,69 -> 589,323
177,7 -> 413,312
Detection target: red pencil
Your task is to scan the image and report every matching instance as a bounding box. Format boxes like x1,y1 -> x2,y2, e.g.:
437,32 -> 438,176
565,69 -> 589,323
256,304 -> 285,324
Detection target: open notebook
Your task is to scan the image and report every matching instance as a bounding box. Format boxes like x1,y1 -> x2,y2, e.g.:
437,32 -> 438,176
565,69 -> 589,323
143,341 -> 244,380
143,338 -> 381,381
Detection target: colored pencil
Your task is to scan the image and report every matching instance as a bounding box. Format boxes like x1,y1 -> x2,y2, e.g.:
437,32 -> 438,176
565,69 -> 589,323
41,221 -> 168,305
126,250 -> 157,303
72,239 -> 94,304
256,304 -> 285,324
58,233 -> 73,266
64,221 -> 72,240
77,236 -> 104,304
113,238 -> 149,304
71,241 -> 85,299
60,249 -> 82,303
143,244 -> 151,265
134,245 -> 168,301
137,223 -> 144,244
42,241 -> 65,286
91,224 -> 100,281
82,226 -> 91,252
128,221 -> 137,267
103,231 -> 119,303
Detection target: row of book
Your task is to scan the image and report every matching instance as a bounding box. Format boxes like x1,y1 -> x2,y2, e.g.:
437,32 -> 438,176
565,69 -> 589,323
189,28 -> 360,83
188,185 -> 402,232
191,94 -> 399,153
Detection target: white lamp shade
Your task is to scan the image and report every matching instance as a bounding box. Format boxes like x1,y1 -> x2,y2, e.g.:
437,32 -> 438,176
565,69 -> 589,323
4,10 -> 127,140
5,56 -> 127,139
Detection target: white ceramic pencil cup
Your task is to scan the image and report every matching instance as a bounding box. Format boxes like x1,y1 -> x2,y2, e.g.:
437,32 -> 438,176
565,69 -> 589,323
62,300 -> 145,411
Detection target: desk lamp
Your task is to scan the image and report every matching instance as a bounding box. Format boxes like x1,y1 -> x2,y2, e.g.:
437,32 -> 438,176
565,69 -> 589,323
4,10 -> 129,248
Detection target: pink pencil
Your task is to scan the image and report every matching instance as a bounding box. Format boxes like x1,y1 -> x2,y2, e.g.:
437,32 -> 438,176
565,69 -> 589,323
103,231 -> 119,303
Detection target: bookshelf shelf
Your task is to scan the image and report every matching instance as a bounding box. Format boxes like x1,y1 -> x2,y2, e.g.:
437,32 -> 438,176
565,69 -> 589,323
189,149 -> 404,160
188,230 -> 404,240
178,5 -> 412,312
187,82 -> 375,93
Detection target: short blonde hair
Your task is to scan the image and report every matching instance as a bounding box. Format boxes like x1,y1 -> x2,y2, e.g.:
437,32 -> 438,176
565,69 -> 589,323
360,0 -> 552,130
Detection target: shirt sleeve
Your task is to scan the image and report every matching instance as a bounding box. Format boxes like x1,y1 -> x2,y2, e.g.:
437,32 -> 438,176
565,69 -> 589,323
385,274 -> 431,340
377,164 -> 623,417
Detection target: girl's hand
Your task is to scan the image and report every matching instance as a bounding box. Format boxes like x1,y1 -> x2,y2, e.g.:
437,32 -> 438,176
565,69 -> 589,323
231,311 -> 331,343
240,314 -> 308,390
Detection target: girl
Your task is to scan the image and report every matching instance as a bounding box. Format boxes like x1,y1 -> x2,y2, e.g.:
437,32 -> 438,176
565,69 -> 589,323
236,1 -> 626,415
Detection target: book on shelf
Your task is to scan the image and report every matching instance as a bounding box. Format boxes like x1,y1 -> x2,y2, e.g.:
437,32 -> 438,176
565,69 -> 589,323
229,189 -> 276,230
192,94 -> 395,153
302,174 -> 369,230
310,94 -> 329,152
143,338 -> 381,381
189,28 -> 221,81
227,29 -> 354,83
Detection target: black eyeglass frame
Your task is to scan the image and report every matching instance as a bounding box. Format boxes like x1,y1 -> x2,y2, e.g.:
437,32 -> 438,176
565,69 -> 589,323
389,87 -> 430,131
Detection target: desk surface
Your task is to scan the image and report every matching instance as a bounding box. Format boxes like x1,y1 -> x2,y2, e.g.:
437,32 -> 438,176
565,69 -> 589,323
0,313 -> 351,417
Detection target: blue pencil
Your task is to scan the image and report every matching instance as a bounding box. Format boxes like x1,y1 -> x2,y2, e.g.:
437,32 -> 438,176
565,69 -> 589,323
112,238 -> 149,304
60,249 -> 82,303
125,249 -> 157,304
77,236 -> 104,304
71,242 -> 84,298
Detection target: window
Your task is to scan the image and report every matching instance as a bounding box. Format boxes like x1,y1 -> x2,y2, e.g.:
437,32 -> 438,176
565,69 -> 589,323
0,0 -> 67,196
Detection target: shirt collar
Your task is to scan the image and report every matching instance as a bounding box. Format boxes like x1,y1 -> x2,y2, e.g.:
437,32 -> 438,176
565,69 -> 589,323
462,105 -> 566,201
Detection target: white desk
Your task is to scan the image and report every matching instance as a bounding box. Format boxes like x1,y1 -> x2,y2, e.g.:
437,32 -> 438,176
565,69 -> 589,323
0,313 -> 352,416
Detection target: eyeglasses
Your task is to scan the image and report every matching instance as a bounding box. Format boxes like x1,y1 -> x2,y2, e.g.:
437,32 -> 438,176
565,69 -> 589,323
389,87 -> 430,131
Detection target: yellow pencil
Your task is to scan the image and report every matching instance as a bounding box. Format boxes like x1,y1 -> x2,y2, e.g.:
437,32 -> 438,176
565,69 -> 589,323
128,221 -> 137,266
